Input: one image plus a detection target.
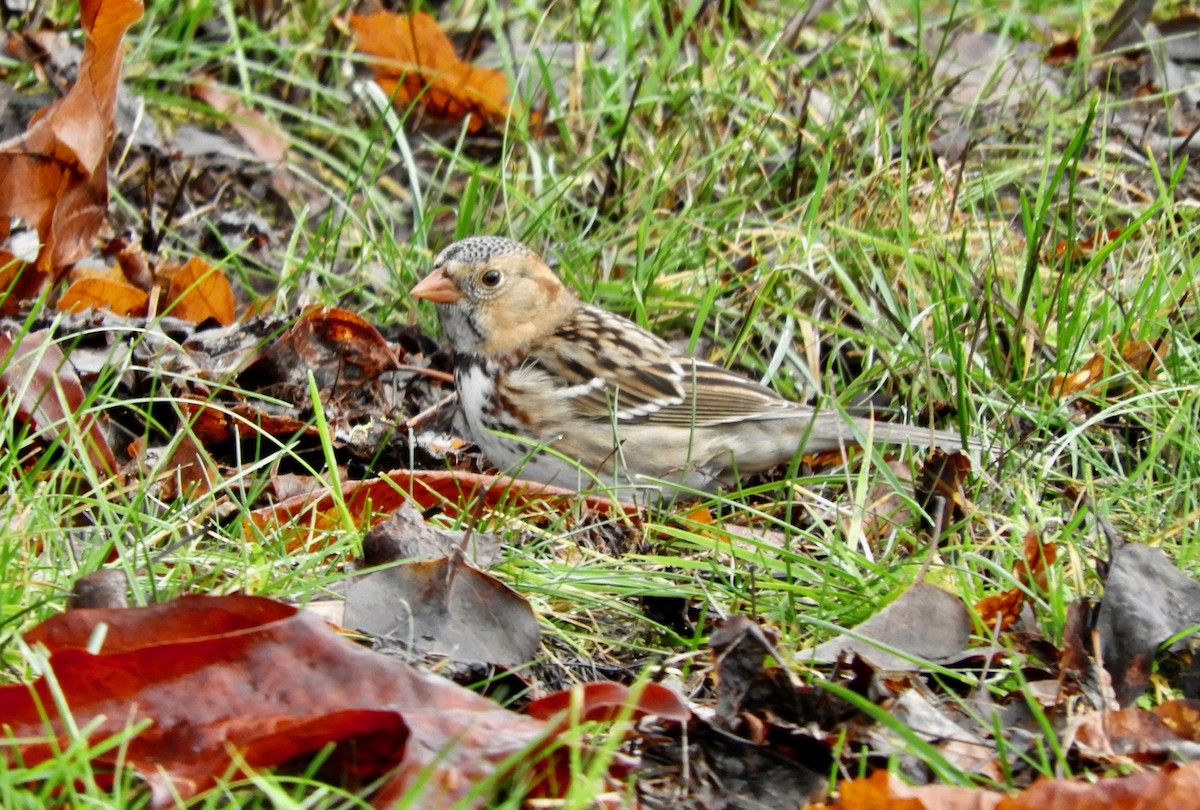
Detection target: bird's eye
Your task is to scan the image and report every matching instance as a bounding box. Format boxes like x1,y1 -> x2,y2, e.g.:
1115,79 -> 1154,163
480,269 -> 502,287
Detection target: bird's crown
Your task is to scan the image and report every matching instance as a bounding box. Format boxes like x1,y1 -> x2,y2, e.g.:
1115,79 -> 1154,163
433,236 -> 536,267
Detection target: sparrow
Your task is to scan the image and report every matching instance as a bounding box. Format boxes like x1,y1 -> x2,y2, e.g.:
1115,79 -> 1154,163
411,236 -> 976,495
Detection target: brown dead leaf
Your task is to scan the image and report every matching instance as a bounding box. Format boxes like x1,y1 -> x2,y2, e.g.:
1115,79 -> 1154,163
0,594 -> 570,808
1000,761 -> 1200,809
1073,704 -> 1197,763
349,11 -> 512,133
253,469 -> 637,530
163,256 -> 236,325
180,398 -> 313,447
1051,336 -> 1168,398
1044,39 -> 1080,66
805,582 -> 972,670
1053,226 -> 1127,260
192,77 -> 289,164
0,329 -> 116,473
157,433 -> 219,500
975,530 -> 1057,632
823,762 -> 1200,809
344,554 -> 541,667
240,306 -> 399,397
249,470 -> 639,553
917,450 -> 972,530
1156,698 -> 1200,740
0,0 -> 144,309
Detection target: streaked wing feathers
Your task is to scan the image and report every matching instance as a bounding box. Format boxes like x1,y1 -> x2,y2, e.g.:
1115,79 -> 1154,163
531,305 -> 797,427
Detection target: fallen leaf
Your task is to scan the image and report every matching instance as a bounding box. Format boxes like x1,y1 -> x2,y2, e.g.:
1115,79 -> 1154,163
239,306 -> 399,396
526,681 -> 691,727
1000,761 -> 1200,809
0,0 -> 143,309
250,469 -> 639,543
0,329 -> 116,473
344,554 -> 541,667
1045,39 -> 1080,66
349,11 -> 512,133
156,432 -> 219,500
1098,542 -> 1200,705
1050,336 -> 1167,398
815,769 -> 1002,810
181,398 -> 312,446
917,450 -> 972,531
192,76 -> 289,164
804,582 -> 972,670
359,500 -> 502,568
1,594 -> 569,808
975,530 -> 1057,632
57,274 -> 149,316
1073,703 -> 1200,763
163,256 -> 236,325
665,615 -> 832,807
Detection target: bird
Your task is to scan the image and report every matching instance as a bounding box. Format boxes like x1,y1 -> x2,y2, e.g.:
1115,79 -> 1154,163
410,236 -> 977,497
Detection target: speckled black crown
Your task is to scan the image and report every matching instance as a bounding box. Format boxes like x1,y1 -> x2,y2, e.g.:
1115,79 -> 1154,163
434,236 -> 536,267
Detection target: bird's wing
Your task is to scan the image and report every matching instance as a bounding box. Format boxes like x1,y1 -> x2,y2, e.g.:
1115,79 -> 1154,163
531,305 -> 798,427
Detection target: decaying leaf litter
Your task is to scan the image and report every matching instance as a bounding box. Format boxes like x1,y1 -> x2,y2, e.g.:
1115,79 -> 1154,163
2,0 -> 1200,806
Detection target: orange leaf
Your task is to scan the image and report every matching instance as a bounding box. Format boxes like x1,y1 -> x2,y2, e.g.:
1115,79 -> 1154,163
975,531 -> 1057,632
57,275 -> 149,317
0,0 -> 143,309
349,11 -> 512,133
817,769 -> 1002,810
164,257 -> 236,325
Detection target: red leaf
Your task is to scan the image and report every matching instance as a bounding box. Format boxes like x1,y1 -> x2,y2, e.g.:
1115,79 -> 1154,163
527,681 -> 692,728
4,595 -> 565,807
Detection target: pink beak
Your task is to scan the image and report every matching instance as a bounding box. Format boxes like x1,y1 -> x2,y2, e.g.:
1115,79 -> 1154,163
410,268 -> 464,304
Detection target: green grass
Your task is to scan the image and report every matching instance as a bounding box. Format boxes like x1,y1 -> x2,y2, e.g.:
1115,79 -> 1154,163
3,0 -> 1200,804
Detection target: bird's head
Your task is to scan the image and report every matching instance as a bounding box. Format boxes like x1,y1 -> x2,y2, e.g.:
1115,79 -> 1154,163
411,237 -> 576,356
